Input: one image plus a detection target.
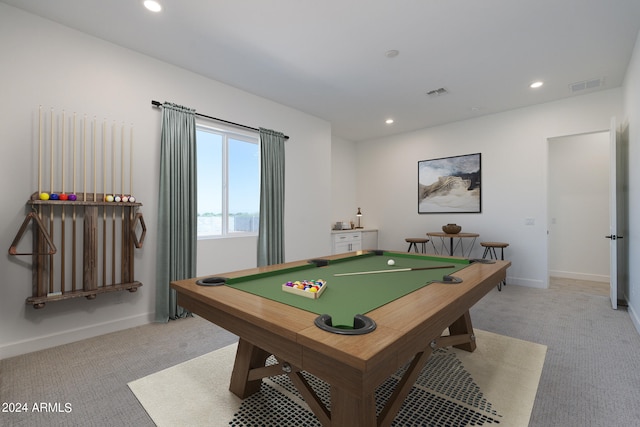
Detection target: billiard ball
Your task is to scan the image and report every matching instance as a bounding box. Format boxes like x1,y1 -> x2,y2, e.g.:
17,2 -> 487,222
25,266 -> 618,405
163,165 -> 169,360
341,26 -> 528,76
68,194 -> 77,201
39,192 -> 50,200
59,193 -> 68,201
387,259 -> 395,266
50,193 -> 59,200
105,195 -> 114,202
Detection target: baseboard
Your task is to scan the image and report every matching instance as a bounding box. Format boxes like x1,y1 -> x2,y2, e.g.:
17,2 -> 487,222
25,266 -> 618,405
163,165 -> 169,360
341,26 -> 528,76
548,270 -> 609,283
0,312 -> 154,360
508,276 -> 546,289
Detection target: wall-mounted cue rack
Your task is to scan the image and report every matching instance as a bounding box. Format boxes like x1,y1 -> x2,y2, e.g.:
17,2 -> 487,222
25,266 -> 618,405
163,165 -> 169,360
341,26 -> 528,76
8,107 -> 145,308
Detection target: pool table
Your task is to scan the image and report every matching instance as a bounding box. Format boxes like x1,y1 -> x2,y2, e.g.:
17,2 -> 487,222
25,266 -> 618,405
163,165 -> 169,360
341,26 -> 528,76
171,250 -> 510,426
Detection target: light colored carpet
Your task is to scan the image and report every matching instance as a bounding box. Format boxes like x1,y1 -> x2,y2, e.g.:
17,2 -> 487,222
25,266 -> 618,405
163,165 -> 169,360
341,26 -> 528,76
129,329 -> 546,426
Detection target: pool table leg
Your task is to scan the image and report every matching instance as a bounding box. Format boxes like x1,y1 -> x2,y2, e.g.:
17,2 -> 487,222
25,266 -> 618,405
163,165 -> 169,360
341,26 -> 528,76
330,386 -> 377,426
448,310 -> 477,352
229,338 -> 271,398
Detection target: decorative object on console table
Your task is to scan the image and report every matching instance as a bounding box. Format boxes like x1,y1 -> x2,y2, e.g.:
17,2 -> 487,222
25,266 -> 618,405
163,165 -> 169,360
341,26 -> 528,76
356,207 -> 363,228
7,106 -> 145,308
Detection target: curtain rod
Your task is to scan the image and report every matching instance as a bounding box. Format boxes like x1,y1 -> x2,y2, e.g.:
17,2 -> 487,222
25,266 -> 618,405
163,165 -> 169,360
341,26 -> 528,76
151,100 -> 289,140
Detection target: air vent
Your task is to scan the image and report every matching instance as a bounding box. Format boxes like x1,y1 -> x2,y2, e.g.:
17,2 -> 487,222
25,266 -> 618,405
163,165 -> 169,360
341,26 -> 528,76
426,87 -> 449,97
569,78 -> 604,93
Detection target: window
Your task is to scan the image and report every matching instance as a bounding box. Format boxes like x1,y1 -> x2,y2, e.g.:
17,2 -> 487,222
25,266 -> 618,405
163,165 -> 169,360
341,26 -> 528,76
196,124 -> 260,238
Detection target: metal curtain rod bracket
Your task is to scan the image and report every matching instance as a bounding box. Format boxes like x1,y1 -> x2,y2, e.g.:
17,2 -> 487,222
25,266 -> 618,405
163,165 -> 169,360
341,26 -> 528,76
151,100 -> 289,140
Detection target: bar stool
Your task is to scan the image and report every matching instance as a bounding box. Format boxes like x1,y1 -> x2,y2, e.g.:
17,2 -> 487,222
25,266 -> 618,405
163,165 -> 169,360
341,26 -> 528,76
405,237 -> 429,253
480,241 -> 509,291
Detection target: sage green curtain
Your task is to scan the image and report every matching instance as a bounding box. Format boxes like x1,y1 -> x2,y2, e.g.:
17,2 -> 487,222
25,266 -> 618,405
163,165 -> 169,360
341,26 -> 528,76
257,128 -> 286,266
155,103 -> 197,322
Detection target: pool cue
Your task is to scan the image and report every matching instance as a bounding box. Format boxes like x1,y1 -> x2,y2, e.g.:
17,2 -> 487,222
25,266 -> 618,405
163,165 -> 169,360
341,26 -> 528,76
120,123 -> 125,282
93,116 -> 97,202
61,111 -> 65,195
49,109 -> 54,294
83,115 -> 87,202
129,125 -> 133,196
102,120 -> 107,287
111,123 -> 116,287
72,113 -> 77,291
121,123 -> 124,197
60,111 -> 66,294
333,265 -> 455,277
38,106 -> 42,196
37,106 -> 44,292
50,109 -> 54,197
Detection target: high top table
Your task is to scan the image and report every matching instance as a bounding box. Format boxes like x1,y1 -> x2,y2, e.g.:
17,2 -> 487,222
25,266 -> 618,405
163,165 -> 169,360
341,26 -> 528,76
426,231 -> 479,257
171,250 -> 509,426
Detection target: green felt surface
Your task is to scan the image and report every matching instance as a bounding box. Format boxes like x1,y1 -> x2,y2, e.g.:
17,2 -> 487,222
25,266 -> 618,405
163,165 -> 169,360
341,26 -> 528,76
226,252 -> 469,327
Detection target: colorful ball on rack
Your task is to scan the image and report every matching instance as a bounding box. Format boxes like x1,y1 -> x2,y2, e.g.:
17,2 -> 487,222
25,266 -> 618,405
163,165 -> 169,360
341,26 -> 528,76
68,194 -> 77,201
50,193 -> 59,200
121,195 -> 129,203
39,192 -> 50,201
128,196 -> 136,203
59,193 -> 68,201
105,195 -> 114,202
114,195 -> 121,202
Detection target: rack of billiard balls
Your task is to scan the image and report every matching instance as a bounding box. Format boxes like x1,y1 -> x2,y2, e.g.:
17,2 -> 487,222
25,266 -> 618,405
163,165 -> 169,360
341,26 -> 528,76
282,279 -> 327,299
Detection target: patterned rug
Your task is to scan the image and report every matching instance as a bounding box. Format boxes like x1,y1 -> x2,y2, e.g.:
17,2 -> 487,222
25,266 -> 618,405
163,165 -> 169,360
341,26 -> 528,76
129,329 -> 546,426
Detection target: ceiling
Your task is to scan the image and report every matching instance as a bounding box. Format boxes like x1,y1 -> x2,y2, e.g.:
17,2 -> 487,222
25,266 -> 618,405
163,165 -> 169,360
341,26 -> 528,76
4,0 -> 640,142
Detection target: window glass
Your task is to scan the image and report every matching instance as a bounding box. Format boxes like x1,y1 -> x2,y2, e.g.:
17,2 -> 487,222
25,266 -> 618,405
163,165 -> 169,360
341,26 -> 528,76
196,126 -> 259,238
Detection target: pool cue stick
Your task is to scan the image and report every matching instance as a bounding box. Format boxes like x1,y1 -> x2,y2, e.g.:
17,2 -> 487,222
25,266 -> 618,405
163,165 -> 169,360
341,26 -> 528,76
38,105 -> 42,196
111,121 -> 115,197
121,123 -> 124,197
36,106 -> 44,293
93,116 -> 97,201
83,115 -> 87,202
61,111 -> 65,195
129,125 -> 133,196
72,113 -> 77,291
49,109 -> 54,294
112,122 -> 117,284
102,120 -> 107,287
120,123 -> 125,281
333,265 -> 456,277
50,109 -> 54,196
60,111 -> 66,293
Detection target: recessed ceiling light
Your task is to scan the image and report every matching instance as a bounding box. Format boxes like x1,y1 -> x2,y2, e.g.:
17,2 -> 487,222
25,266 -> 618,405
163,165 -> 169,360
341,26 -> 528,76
144,0 -> 162,12
385,119 -> 394,125
530,81 -> 544,89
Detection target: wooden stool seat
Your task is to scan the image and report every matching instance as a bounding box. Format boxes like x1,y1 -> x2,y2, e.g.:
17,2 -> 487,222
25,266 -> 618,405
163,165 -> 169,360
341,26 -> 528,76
480,242 -> 509,249
405,238 -> 429,253
480,242 -> 509,290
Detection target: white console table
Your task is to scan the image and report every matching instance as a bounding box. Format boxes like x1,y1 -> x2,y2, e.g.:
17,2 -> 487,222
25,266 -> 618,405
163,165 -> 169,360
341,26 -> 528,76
331,229 -> 378,254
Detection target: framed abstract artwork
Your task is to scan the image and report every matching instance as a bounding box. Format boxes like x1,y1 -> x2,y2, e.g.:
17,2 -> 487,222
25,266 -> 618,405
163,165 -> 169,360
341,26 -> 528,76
418,153 -> 481,214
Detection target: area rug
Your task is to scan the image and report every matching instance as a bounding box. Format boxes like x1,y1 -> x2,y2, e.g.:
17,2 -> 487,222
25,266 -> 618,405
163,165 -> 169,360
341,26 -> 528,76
128,329 -> 546,426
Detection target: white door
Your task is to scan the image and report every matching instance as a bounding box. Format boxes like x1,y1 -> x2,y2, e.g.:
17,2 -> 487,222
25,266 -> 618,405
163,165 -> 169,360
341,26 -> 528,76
607,117 -> 626,309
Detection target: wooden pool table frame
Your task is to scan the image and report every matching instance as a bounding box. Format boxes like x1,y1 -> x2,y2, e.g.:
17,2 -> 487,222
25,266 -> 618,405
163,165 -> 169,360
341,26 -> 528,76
171,250 -> 510,426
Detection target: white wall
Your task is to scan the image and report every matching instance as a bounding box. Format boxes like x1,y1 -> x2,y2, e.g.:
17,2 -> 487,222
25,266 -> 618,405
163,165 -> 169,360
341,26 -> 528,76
354,89 -> 623,289
548,132 -> 610,282
330,135 -> 358,227
0,4 -> 331,358
623,29 -> 640,333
